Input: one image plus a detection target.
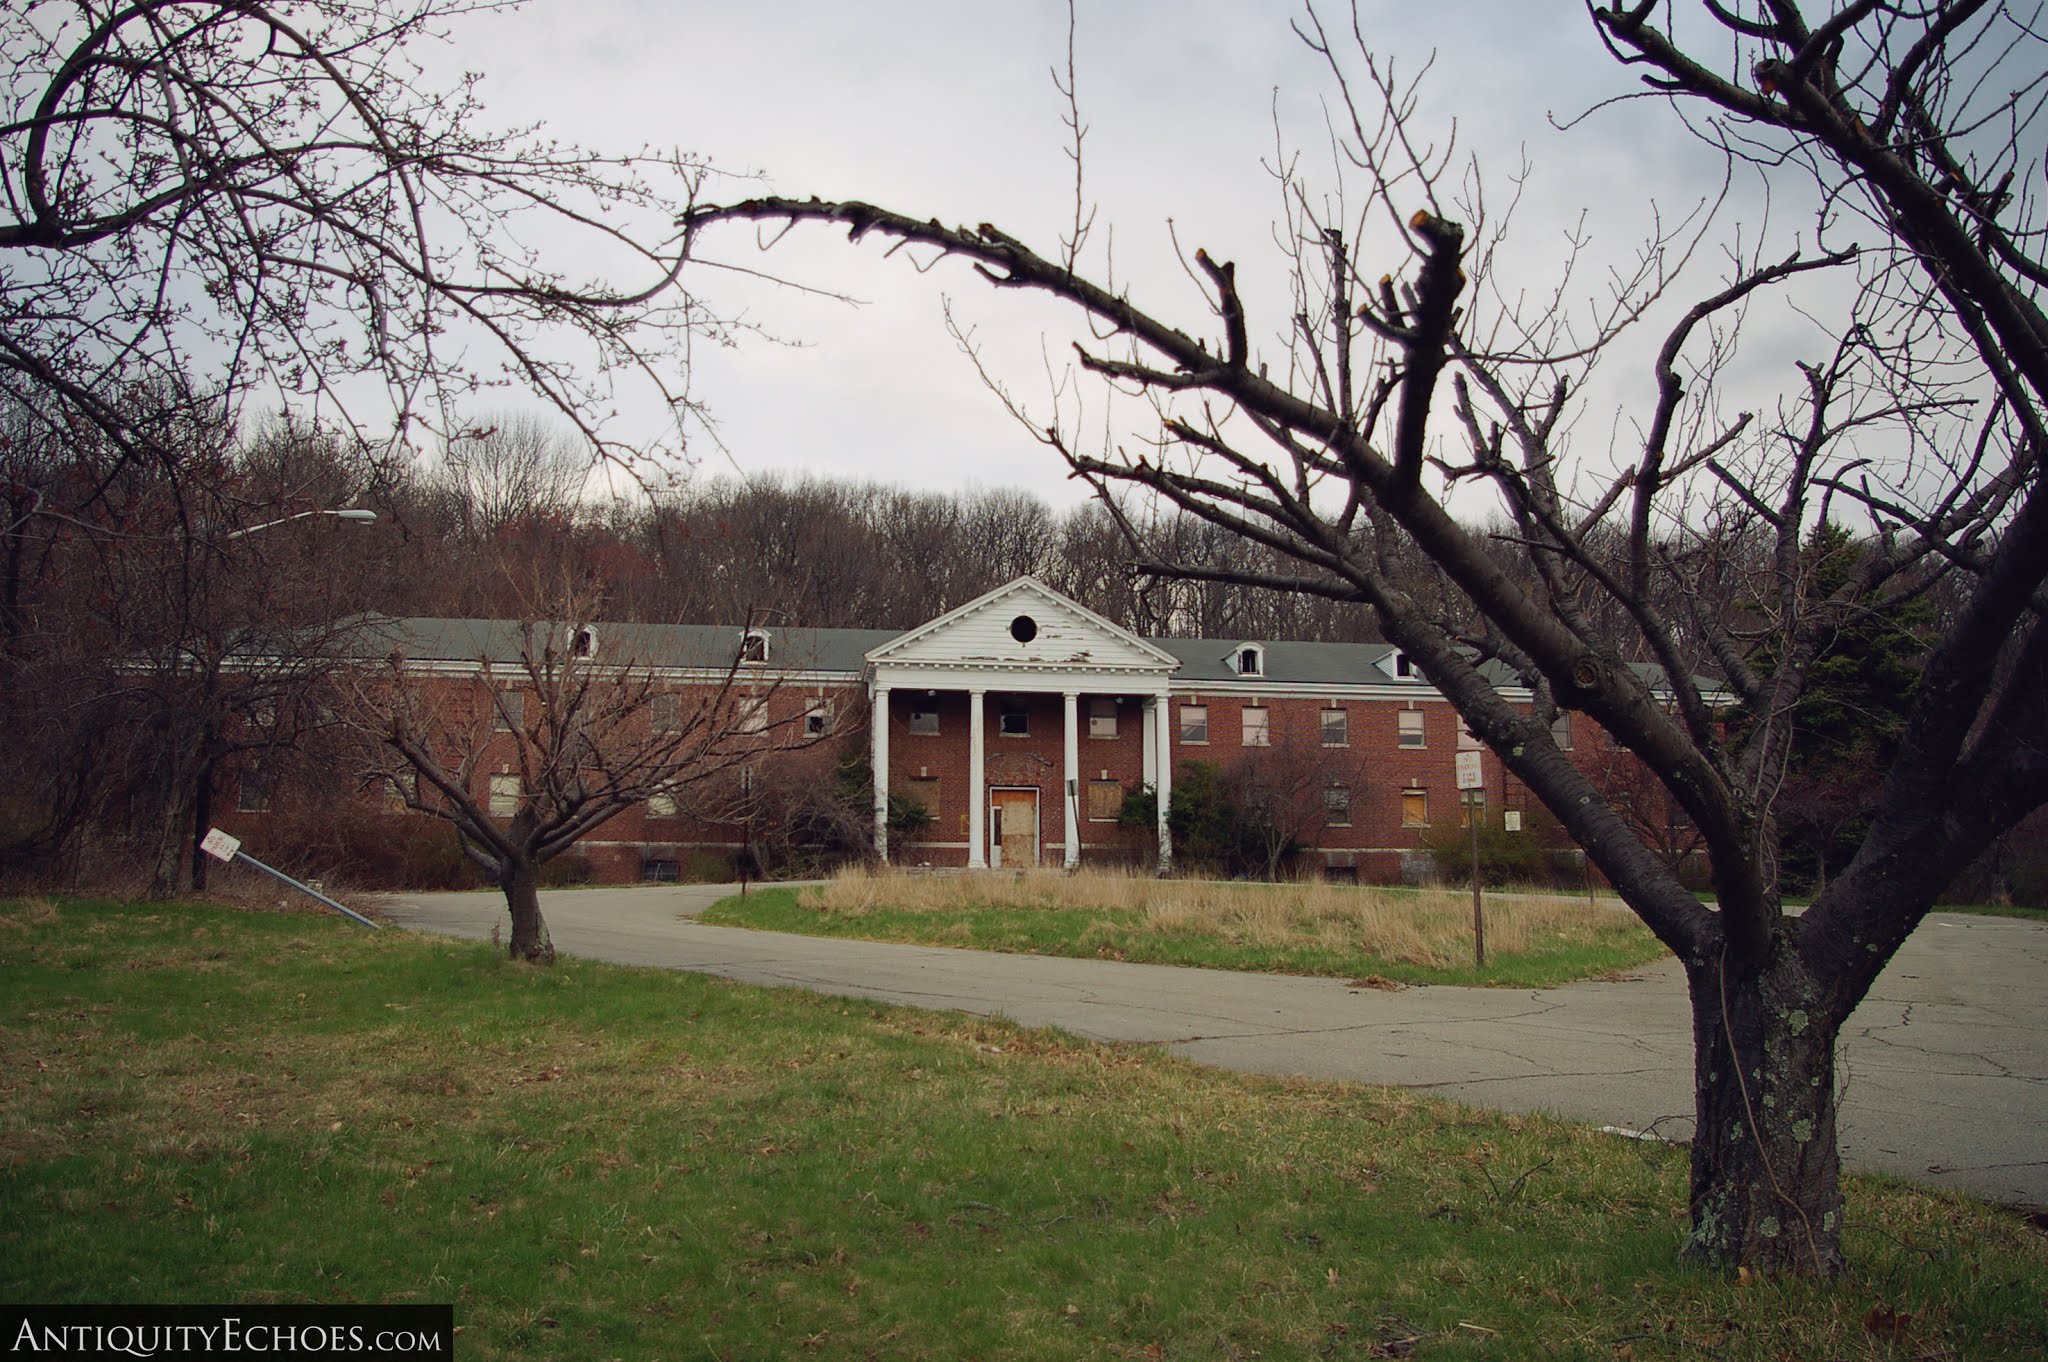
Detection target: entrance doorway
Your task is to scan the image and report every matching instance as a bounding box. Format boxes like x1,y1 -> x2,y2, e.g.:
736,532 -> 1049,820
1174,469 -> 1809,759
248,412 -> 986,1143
989,788 -> 1039,869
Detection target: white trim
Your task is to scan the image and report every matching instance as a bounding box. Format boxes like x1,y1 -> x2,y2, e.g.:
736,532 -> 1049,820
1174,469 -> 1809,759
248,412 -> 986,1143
865,576 -> 1181,669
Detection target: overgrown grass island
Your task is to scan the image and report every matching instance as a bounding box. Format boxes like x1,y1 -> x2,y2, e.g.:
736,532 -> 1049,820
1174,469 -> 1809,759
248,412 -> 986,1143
703,868 -> 1671,988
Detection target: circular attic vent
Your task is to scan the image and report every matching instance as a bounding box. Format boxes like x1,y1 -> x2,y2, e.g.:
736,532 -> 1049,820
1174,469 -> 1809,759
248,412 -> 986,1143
1009,614 -> 1038,644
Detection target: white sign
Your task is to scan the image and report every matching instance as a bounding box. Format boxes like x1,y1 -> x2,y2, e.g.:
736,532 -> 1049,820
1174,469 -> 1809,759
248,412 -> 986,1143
1504,810 -> 1523,832
200,827 -> 243,863
1454,750 -> 1484,790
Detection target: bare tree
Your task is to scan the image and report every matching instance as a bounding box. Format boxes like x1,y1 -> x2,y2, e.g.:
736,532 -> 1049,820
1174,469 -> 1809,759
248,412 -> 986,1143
684,2 -> 2048,1276
1223,724 -> 1367,881
347,599 -> 812,962
2,1 -> 719,492
430,416 -> 595,546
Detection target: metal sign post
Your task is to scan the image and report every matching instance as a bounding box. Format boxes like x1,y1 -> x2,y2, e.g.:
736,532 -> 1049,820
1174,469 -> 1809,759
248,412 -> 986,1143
201,828 -> 380,929
1454,750 -> 1486,968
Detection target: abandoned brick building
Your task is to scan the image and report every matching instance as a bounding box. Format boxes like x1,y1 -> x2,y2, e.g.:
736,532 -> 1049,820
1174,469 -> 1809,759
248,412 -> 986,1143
226,577 -> 1641,883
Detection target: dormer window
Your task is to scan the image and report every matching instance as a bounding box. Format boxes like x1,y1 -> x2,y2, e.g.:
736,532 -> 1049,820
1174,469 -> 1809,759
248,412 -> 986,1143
570,626 -> 596,658
1392,650 -> 1414,678
739,629 -> 769,665
1234,644 -> 1264,676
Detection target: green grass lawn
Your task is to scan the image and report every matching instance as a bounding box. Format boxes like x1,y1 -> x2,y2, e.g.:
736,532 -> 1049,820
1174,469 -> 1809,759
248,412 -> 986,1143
701,878 -> 1671,988
3,898 -> 2042,1360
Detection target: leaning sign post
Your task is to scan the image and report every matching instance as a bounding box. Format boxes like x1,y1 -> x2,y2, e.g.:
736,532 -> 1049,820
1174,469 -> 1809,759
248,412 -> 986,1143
200,828 -> 380,929
1455,750 -> 1485,968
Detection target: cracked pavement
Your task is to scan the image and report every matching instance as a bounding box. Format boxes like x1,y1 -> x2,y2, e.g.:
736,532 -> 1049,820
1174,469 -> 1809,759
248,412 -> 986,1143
373,884 -> 2047,1208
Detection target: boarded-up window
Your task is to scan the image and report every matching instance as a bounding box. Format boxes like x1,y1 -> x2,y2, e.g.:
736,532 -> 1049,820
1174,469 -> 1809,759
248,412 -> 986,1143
904,775 -> 940,818
1398,710 -> 1426,748
1461,790 -> 1487,829
489,773 -> 521,817
1179,704 -> 1209,744
651,692 -> 680,733
1401,789 -> 1428,827
909,706 -> 939,736
1323,783 -> 1351,826
1457,715 -> 1482,750
1321,708 -> 1348,747
1088,697 -> 1118,739
1087,780 -> 1124,821
494,691 -> 524,732
1242,706 -> 1270,747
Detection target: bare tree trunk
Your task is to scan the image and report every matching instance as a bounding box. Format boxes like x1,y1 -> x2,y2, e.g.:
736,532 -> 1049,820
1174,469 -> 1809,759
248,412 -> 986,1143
149,745 -> 199,900
501,859 -> 555,964
1682,949 -> 1845,1275
189,760 -> 215,893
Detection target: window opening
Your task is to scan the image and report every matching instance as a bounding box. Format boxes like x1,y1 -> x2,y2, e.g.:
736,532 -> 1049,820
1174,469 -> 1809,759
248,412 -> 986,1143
1242,705 -> 1270,746
1398,709 -> 1425,748
1087,780 -> 1124,821
1320,708 -> 1348,747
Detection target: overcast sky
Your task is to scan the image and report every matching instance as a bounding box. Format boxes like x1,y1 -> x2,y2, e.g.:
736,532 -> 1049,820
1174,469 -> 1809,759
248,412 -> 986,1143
443,1 -> 1768,508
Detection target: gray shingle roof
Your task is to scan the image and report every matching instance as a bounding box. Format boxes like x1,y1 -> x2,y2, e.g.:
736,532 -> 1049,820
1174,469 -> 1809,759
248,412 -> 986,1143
356,616 -> 897,674
357,613 -> 1711,699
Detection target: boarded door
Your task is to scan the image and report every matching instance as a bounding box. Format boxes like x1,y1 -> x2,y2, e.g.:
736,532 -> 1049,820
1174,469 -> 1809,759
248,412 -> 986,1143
990,788 -> 1039,869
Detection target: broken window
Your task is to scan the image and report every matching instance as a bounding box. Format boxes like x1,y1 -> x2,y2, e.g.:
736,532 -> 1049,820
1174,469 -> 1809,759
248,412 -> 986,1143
237,770 -> 272,813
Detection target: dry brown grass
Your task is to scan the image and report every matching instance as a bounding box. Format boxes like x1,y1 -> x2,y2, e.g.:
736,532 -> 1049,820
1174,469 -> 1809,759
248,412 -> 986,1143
798,867 -> 1633,970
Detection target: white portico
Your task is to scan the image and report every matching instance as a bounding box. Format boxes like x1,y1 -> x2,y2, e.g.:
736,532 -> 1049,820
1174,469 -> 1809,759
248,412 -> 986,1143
865,578 -> 1177,869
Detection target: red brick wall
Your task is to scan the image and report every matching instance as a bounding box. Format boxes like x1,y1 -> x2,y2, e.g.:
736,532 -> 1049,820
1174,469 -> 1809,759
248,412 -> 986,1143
228,668 -> 1638,886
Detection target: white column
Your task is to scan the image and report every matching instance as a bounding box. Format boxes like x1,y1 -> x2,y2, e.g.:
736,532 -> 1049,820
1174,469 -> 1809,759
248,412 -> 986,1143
1142,696 -> 1158,793
967,688 -> 987,869
871,684 -> 890,863
1154,690 -> 1174,871
1062,690 -> 1081,869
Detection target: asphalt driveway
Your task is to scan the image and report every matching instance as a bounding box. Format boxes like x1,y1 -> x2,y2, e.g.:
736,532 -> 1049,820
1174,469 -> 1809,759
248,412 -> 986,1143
372,883 -> 2047,1209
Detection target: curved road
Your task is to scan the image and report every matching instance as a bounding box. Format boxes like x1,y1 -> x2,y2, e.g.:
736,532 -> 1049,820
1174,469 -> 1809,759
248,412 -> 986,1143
373,884 -> 2047,1209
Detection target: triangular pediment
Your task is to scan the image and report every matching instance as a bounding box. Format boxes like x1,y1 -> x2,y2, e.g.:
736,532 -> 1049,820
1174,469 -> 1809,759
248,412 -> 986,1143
868,578 -> 1178,674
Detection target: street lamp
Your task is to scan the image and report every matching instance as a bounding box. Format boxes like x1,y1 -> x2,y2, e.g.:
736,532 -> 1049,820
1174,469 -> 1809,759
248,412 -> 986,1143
226,507 -> 378,540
